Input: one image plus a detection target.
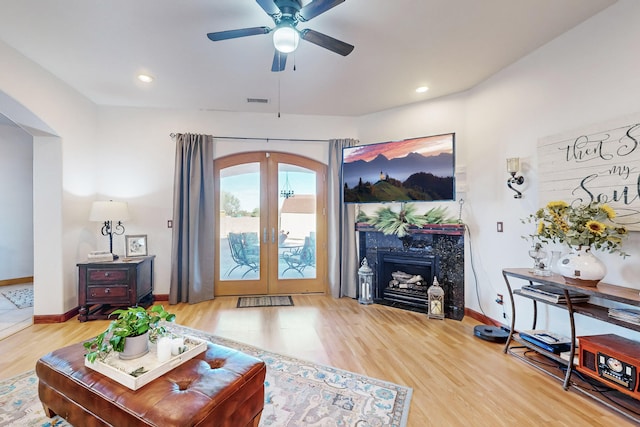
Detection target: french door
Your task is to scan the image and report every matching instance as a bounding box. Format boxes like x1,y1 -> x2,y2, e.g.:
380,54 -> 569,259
214,151 -> 327,296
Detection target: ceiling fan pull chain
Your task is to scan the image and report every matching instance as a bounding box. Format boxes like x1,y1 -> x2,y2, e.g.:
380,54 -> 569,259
278,71 -> 281,118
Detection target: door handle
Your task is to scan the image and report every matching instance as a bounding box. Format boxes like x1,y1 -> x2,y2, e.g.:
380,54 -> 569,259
263,227 -> 268,244
271,227 -> 276,244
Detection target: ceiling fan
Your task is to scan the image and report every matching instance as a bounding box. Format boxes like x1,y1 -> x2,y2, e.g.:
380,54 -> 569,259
206,0 -> 354,72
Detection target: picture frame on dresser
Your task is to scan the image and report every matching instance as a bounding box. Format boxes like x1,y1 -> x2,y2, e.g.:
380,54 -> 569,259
125,234 -> 148,257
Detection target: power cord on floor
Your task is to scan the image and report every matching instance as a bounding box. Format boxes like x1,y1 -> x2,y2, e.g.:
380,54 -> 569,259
465,222 -> 509,322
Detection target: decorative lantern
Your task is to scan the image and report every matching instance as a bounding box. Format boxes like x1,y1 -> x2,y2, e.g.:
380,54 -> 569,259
427,277 -> 445,319
358,257 -> 374,305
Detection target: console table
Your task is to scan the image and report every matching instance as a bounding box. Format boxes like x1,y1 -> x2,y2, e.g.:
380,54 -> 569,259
502,268 -> 640,422
78,256 -> 155,322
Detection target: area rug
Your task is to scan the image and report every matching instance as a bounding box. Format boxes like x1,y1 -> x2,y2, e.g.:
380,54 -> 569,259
0,324 -> 412,426
0,370 -> 70,427
1,288 -> 33,309
237,295 -> 294,308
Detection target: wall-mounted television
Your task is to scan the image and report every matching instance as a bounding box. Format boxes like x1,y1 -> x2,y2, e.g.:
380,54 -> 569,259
342,133 -> 455,203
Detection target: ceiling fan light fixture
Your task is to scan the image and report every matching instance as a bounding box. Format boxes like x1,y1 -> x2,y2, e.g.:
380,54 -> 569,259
206,0 -> 351,71
273,25 -> 300,53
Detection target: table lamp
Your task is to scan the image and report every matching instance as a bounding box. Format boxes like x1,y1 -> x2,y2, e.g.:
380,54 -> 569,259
89,200 -> 130,256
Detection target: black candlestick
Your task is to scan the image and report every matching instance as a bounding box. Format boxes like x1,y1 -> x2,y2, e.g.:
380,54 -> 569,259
99,220 -> 126,254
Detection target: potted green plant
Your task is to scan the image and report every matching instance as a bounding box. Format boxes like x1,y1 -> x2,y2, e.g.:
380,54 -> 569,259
84,304 -> 176,363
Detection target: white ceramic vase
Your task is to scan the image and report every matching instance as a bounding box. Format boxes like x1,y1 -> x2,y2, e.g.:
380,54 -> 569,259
556,245 -> 606,287
118,331 -> 150,360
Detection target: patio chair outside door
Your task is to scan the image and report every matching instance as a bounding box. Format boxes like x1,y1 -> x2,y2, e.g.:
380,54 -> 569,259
281,233 -> 316,277
226,232 -> 259,278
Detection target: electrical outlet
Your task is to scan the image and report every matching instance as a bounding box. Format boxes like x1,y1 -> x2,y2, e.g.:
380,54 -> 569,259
167,220 -> 173,228
496,294 -> 504,305
497,222 -> 503,232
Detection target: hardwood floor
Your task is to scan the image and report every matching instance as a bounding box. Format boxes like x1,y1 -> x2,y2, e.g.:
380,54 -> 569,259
0,295 -> 634,426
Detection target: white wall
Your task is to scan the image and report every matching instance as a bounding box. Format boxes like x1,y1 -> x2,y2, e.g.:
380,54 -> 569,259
1,0 -> 640,344
1,33 -> 357,314
93,107 -> 357,295
0,38 -> 99,315
356,0 -> 640,340
466,0 -> 640,341
0,122 -> 33,280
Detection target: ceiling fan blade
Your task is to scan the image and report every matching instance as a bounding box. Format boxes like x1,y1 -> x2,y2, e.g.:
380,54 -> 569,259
298,0 -> 345,21
207,26 -> 270,41
300,29 -> 354,56
271,50 -> 287,72
256,0 -> 281,17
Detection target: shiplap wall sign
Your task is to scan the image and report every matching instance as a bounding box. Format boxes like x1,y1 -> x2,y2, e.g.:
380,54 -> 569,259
538,113 -> 640,231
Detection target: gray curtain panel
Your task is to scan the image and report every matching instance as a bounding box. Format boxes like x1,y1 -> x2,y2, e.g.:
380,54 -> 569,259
169,133 -> 215,304
328,138 -> 358,298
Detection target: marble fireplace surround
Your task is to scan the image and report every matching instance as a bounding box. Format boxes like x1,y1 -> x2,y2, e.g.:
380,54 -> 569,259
356,223 -> 465,320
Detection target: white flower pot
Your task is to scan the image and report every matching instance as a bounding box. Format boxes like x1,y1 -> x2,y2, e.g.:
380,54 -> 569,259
556,246 -> 606,287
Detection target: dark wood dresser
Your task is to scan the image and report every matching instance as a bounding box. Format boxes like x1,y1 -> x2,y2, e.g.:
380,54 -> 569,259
77,255 -> 155,322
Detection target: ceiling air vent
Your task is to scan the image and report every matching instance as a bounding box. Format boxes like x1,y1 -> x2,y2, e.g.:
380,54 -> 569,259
247,98 -> 270,104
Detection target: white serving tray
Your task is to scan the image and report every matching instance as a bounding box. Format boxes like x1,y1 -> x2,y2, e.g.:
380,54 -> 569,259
84,335 -> 207,390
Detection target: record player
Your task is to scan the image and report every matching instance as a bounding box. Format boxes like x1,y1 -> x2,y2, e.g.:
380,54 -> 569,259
578,334 -> 640,399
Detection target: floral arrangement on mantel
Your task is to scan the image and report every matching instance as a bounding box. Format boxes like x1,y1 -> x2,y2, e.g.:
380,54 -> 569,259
524,200 -> 629,257
360,204 -> 458,237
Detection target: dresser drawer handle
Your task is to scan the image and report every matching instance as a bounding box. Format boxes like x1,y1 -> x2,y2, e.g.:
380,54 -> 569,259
104,272 -> 110,277
104,288 -> 111,294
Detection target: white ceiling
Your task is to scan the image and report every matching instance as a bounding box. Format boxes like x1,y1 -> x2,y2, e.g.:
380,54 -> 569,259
0,0 -> 616,117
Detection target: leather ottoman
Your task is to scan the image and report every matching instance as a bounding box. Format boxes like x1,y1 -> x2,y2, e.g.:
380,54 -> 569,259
35,340 -> 266,427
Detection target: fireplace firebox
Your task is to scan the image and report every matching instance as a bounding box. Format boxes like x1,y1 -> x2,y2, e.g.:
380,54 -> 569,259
378,252 -> 437,310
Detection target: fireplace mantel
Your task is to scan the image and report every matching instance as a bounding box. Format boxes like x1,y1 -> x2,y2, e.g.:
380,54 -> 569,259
356,223 -> 465,320
355,223 -> 465,236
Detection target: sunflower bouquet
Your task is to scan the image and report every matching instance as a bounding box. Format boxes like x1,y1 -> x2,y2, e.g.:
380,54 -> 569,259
524,200 -> 629,257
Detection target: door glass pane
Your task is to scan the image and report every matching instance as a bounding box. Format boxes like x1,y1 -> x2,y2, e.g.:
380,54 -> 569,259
278,163 -> 317,279
219,163 -> 260,281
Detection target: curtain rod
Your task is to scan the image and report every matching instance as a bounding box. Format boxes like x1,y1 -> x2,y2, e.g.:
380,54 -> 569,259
169,133 -> 329,143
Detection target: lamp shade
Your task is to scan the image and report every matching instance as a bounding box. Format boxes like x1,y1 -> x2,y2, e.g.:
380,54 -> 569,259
89,200 -> 130,222
506,157 -> 520,174
273,25 -> 300,53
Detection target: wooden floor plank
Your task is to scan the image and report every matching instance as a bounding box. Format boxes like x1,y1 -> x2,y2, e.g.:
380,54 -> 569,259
0,295 -> 635,426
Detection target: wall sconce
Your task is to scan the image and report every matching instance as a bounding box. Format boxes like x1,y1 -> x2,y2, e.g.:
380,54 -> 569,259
506,157 -> 524,199
89,200 -> 130,255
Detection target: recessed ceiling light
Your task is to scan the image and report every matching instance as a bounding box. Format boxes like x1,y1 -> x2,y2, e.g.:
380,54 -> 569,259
416,86 -> 429,93
137,74 -> 154,83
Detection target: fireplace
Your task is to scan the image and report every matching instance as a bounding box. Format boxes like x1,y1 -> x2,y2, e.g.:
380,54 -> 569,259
356,223 -> 465,320
377,252 -> 437,310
